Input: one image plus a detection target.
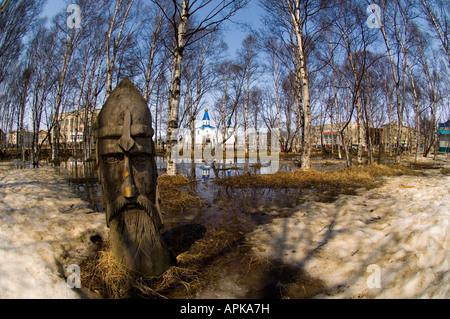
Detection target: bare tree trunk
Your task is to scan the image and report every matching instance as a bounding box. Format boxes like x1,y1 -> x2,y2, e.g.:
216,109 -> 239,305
332,57 -> 342,160
406,62 -> 420,162
355,89 -> 364,163
83,47 -> 104,161
379,15 -> 403,163
385,83 -> 394,157
19,69 -> 32,163
144,7 -> 163,103
166,0 -> 188,176
420,0 -> 450,66
243,36 -> 254,171
272,56 -> 282,152
105,0 -> 135,98
52,28 -> 75,162
0,0 -> 11,19
287,0 -> 312,170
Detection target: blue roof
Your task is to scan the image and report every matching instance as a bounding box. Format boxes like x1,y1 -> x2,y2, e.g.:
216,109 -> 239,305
197,124 -> 215,130
202,109 -> 210,121
439,120 -> 450,128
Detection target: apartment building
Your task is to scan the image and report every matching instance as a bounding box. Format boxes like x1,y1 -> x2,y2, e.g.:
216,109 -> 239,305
312,122 -> 363,149
53,109 -> 100,146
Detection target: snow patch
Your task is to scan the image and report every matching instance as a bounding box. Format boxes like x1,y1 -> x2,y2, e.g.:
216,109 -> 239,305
247,168 -> 450,298
0,167 -> 107,299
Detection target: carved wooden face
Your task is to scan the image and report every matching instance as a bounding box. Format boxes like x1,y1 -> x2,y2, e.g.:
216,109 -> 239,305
95,79 -> 171,277
97,110 -> 158,228
99,145 -> 157,225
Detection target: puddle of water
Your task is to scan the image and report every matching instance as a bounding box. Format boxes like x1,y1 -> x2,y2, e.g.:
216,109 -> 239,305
4,156 -> 330,298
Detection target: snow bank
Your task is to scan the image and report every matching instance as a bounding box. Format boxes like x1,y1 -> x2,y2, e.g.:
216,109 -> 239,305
247,165 -> 450,298
0,166 -> 107,299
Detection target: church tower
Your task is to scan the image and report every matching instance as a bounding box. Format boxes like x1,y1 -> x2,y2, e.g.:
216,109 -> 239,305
202,109 -> 211,127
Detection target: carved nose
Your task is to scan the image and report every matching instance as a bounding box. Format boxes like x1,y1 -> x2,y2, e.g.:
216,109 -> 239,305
123,156 -> 136,199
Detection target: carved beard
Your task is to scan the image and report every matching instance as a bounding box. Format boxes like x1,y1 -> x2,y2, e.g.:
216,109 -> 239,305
108,195 -> 162,230
107,196 -> 171,277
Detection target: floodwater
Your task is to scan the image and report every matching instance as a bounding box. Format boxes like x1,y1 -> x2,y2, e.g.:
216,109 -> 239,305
56,156 -> 336,298
4,156 -> 340,298
0,157 -> 342,298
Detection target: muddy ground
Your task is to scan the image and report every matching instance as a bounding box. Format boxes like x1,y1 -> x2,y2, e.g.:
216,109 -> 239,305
75,154 -> 450,299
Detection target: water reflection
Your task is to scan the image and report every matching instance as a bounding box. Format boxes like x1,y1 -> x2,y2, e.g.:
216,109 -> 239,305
156,156 -> 299,180
60,157 -> 97,180
60,158 -> 101,212
57,156 -> 340,298
59,156 -> 306,219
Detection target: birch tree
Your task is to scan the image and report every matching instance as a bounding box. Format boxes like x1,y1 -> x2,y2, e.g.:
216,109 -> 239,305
105,0 -> 136,98
0,0 -> 44,89
377,0 -> 410,163
264,37 -> 284,150
50,0 -> 106,162
0,0 -> 11,19
420,0 -> 450,66
27,25 -> 58,166
152,0 -> 248,175
261,0 -> 328,170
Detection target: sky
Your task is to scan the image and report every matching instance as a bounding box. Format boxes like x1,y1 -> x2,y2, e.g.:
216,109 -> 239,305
41,0 -> 265,57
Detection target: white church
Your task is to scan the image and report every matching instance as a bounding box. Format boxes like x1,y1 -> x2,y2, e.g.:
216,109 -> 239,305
176,108 -> 273,154
192,109 -> 236,148
174,109 -> 278,172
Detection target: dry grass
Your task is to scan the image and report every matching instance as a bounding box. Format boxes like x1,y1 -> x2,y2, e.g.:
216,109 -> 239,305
80,228 -> 243,298
410,161 -> 443,170
158,174 -> 206,214
81,240 -> 201,299
216,163 -> 419,199
80,163 -> 423,299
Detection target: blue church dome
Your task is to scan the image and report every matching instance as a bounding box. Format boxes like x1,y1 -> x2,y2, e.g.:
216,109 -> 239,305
198,109 -> 214,129
202,109 -> 210,121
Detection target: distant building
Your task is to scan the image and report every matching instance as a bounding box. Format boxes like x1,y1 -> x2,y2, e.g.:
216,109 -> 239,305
7,130 -> 33,148
52,109 -> 100,147
312,122 -> 415,152
38,130 -> 50,147
312,122 -> 363,149
0,129 -> 6,147
189,109 -> 236,148
381,123 -> 413,151
439,120 -> 450,153
194,109 -> 217,145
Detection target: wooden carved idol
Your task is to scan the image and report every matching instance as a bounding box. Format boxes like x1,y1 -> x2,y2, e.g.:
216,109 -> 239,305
96,78 -> 172,277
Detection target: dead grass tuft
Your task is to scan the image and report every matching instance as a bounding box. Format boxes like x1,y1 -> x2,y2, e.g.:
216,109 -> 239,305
215,163 -> 418,200
81,240 -> 202,299
410,161 -> 443,170
158,174 -> 206,214
81,241 -> 138,298
158,173 -> 192,187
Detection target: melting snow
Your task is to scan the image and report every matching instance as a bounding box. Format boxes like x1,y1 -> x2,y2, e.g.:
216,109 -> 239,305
0,164 -> 107,299
247,157 -> 450,298
1,156 -> 449,299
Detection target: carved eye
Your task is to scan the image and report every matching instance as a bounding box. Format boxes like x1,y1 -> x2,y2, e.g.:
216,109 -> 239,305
132,154 -> 150,164
104,154 -> 124,164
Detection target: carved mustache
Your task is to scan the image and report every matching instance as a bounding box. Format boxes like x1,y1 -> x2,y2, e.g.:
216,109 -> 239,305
109,195 -> 160,226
